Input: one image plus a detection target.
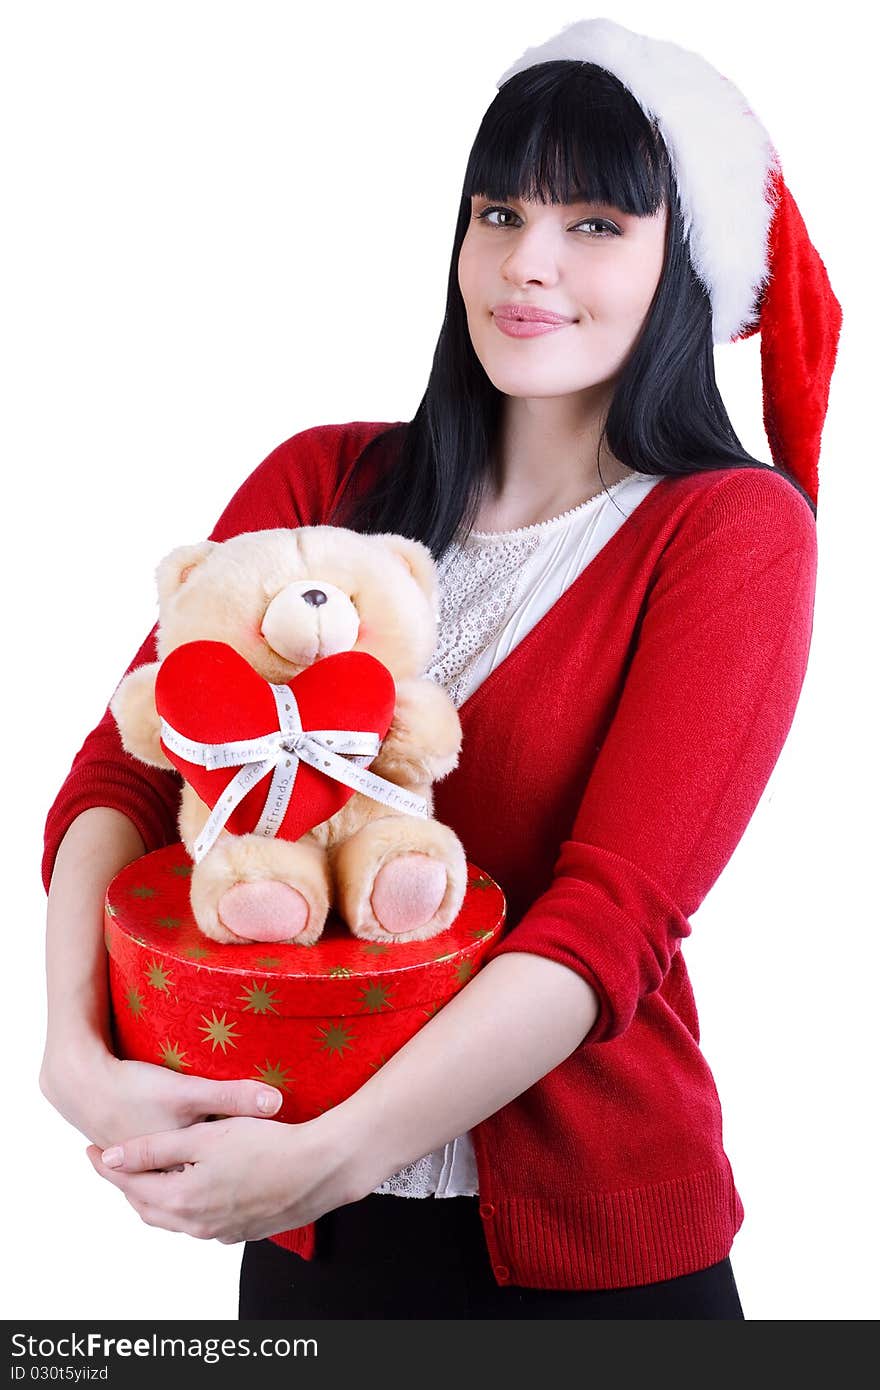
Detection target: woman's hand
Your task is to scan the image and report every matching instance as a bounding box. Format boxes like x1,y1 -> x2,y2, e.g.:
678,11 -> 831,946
40,1043 -> 284,1153
85,1113 -> 357,1244
40,810 -> 285,1151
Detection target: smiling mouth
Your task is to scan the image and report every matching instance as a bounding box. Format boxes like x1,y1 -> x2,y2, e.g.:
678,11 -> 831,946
493,310 -> 576,325
492,315 -> 575,338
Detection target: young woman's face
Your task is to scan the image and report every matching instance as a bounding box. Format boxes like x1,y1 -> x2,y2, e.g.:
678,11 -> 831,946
458,193 -> 669,399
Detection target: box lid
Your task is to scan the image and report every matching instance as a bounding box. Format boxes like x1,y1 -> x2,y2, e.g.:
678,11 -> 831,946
105,843 -> 507,1019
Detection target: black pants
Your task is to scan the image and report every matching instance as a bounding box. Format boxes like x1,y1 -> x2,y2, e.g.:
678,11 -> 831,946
239,1194 -> 745,1319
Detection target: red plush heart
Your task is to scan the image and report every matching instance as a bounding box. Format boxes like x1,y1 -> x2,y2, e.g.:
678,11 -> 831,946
155,640 -> 397,842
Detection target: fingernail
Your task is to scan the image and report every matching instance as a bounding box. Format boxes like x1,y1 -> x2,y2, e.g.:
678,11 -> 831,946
101,1147 -> 124,1167
257,1091 -> 281,1114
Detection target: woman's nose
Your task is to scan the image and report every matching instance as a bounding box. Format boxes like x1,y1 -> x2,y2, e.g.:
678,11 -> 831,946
502,244 -> 560,283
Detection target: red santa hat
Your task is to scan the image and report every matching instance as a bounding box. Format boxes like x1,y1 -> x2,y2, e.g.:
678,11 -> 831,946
496,18 -> 843,510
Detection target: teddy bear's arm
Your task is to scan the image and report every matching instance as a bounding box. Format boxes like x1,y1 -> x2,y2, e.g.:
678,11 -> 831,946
109,663 -> 175,771
371,677 -> 463,783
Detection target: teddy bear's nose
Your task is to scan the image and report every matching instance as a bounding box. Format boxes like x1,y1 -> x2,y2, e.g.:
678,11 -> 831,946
261,578 -> 359,661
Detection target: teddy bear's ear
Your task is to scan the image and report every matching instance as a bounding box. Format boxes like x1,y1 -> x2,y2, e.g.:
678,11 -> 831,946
375,533 -> 440,617
155,541 -> 218,605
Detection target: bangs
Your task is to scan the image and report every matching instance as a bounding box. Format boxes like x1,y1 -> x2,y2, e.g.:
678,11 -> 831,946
462,61 -> 670,217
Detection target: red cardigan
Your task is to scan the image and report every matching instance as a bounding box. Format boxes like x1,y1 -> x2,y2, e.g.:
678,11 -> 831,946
42,421 -> 819,1291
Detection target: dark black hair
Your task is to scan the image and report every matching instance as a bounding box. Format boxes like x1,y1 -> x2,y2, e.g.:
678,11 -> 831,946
329,60 -> 815,559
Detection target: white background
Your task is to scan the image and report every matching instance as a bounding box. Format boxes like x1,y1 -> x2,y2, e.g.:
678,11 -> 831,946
3,0 -> 876,1322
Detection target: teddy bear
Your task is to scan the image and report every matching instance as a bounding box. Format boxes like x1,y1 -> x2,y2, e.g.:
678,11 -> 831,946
109,525 -> 469,949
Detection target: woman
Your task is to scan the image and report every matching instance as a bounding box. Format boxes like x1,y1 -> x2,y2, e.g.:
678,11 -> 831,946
40,19 -> 841,1319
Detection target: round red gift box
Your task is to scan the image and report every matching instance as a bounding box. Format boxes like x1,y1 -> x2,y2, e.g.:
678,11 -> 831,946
105,843 -> 506,1123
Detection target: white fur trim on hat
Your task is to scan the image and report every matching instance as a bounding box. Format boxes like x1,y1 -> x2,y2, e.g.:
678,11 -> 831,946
496,18 -> 781,345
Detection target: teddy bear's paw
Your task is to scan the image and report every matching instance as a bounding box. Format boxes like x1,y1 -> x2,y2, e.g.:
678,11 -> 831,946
370,853 -> 448,935
218,880 -> 313,944
378,678 -> 463,783
333,817 -> 469,945
189,833 -> 331,946
110,663 -> 175,770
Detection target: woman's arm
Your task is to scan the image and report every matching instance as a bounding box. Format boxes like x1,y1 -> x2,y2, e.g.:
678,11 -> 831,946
41,806 -> 145,1074
329,951 -> 600,1196
88,951 -> 599,1243
40,807 -> 284,1151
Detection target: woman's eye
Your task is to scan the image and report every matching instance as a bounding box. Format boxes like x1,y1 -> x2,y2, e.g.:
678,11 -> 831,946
475,206 -> 619,236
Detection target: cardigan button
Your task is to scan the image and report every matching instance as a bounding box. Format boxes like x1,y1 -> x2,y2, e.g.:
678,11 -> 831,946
479,1203 -> 496,1219
493,1264 -> 511,1283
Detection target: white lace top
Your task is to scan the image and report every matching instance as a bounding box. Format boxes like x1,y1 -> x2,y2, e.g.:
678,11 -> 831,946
370,469 -> 663,1198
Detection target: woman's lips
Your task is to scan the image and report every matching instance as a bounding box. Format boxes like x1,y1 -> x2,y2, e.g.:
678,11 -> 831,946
493,315 -> 574,338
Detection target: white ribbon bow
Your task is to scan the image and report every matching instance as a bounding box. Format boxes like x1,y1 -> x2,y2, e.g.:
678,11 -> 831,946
160,677 -> 428,863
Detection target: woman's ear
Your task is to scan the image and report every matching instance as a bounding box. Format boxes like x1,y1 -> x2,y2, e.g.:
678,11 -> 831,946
155,541 -> 217,606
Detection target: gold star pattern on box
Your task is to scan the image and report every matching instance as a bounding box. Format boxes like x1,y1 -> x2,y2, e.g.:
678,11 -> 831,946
198,1010 -> 240,1054
316,1021 -> 356,1058
125,986 -> 145,1018
467,873 -> 494,891
254,1060 -> 294,1092
356,981 -> 393,1014
158,1037 -> 189,1070
239,981 -> 280,1015
145,959 -> 173,993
